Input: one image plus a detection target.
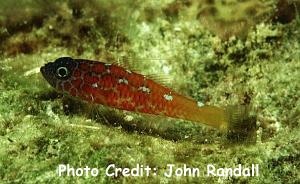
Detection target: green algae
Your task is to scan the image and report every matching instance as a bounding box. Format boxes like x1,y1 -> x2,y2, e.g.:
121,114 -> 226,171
0,0 -> 300,183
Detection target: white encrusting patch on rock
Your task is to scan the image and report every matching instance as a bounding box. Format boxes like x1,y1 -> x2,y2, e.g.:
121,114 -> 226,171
197,101 -> 204,107
118,78 -> 129,84
138,86 -> 151,93
163,94 -> 173,101
124,115 -> 134,122
24,67 -> 40,76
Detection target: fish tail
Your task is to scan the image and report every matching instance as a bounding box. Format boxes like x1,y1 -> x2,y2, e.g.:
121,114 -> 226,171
192,105 -> 256,133
191,105 -> 228,130
225,105 -> 257,140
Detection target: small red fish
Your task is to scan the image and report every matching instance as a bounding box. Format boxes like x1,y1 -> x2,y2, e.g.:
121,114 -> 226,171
41,57 -> 230,129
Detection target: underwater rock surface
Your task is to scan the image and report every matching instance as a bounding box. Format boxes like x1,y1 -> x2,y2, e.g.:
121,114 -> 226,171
0,0 -> 299,183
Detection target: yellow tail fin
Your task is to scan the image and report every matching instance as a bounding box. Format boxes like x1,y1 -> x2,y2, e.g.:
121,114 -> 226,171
193,105 -> 256,134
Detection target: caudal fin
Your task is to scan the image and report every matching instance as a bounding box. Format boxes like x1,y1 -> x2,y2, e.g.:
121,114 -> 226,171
225,105 -> 257,141
193,105 -> 257,135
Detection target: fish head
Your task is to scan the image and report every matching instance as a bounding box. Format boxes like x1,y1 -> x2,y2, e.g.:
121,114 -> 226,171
40,57 -> 77,90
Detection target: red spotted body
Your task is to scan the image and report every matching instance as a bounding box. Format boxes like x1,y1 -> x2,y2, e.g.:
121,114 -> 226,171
41,57 -> 229,129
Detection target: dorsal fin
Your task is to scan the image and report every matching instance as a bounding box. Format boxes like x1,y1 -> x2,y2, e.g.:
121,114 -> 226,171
112,56 -> 175,89
92,55 -> 191,96
145,73 -> 173,88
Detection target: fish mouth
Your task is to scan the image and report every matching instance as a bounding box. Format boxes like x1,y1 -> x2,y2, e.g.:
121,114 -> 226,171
40,64 -> 49,79
40,65 -> 45,75
40,62 -> 53,77
40,62 -> 57,88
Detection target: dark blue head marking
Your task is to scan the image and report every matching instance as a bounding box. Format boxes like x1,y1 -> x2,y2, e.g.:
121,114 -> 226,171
40,57 -> 77,88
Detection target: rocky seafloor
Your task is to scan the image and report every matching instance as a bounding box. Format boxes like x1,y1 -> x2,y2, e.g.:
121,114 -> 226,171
0,0 -> 299,183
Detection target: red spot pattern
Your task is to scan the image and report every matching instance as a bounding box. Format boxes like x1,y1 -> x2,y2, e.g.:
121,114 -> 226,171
82,84 -> 95,94
126,73 -> 146,88
43,58 -> 222,127
78,63 -> 89,71
69,88 -> 77,96
83,73 -> 99,84
120,101 -> 135,111
73,69 -> 81,78
62,82 -> 72,92
71,78 -> 82,88
100,75 -> 116,89
110,65 -> 127,77
62,59 -> 185,120
106,91 -> 118,106
91,63 -> 105,73
116,84 -> 130,98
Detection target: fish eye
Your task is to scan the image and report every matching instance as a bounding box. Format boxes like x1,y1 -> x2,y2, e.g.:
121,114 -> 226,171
56,66 -> 69,78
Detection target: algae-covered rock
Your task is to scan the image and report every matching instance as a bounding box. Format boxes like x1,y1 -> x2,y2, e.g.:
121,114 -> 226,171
0,0 -> 299,183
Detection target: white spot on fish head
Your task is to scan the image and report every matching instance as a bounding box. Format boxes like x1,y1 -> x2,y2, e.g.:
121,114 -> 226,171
126,69 -> 132,74
163,94 -> 173,101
